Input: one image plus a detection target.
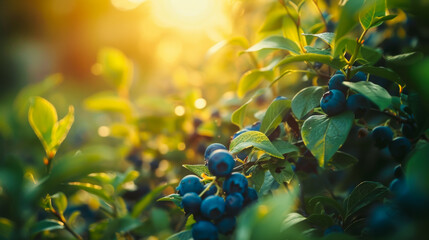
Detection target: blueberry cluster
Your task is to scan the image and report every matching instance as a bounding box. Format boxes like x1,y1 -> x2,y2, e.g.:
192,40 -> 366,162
320,71 -> 370,117
370,126 -> 412,162
176,143 -> 258,240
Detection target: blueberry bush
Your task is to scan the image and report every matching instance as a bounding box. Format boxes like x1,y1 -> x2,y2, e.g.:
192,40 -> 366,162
1,0 -> 429,239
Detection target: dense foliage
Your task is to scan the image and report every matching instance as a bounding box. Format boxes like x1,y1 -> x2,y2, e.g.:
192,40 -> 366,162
1,0 -> 429,239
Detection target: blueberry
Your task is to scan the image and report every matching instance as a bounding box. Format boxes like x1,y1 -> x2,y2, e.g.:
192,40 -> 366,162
393,165 -> 404,179
389,178 -> 406,194
244,187 -> 258,205
225,193 -> 244,215
346,94 -> 371,118
370,126 -> 393,149
181,192 -> 202,214
389,137 -> 412,161
334,70 -> 343,75
201,183 -> 217,199
367,205 -> 397,237
324,225 -> 343,235
204,143 -> 227,162
223,173 -> 248,195
216,216 -> 236,235
328,74 -> 348,93
207,149 -> 235,177
350,71 -> 366,82
232,129 -> 249,140
401,122 -> 419,139
192,221 -> 218,240
200,196 -> 225,220
177,175 -> 204,196
320,90 -> 346,116
149,159 -> 160,171
245,121 -> 261,131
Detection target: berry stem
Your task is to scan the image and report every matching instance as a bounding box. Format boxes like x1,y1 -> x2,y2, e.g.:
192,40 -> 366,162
199,179 -> 216,198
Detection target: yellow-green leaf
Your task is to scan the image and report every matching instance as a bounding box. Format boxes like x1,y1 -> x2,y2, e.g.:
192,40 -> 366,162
28,97 -> 57,154
51,106 -> 74,150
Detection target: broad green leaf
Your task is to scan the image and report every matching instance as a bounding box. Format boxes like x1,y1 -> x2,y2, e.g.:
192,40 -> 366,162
326,151 -> 358,171
272,140 -> 299,155
301,111 -> 354,167
405,142 -> 429,197
370,14 -> 397,28
167,230 -> 192,240
276,53 -> 346,70
269,160 -> 294,184
68,182 -> 111,202
132,182 -> 177,218
68,211 -> 81,227
306,214 -> 334,229
386,52 -> 423,66
260,98 -> 291,136
28,97 -> 57,154
291,86 -> 324,120
342,81 -> 392,110
98,47 -> 132,92
259,12 -> 285,32
334,0 -> 365,44
351,65 -> 403,85
238,70 -> 273,98
359,0 -> 386,30
158,193 -> 182,208
244,36 -> 301,55
182,164 -> 211,177
333,38 -> 382,64
231,89 -> 266,128
52,192 -> 67,216
206,37 -> 249,58
304,46 -> 331,55
50,105 -> 74,150
230,131 -> 284,159
344,181 -> 388,219
307,196 -> 345,217
282,212 -> 307,230
249,166 -> 265,191
259,171 -> 277,196
84,92 -> 133,115
30,219 -> 64,235
302,32 -> 335,45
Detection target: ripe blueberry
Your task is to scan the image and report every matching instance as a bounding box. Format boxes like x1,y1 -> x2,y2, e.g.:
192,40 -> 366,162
216,216 -> 236,235
370,126 -> 393,149
389,137 -> 412,161
225,193 -> 244,215
200,195 -> 225,220
204,143 -> 227,162
232,129 -> 249,140
346,94 -> 371,118
393,165 -> 404,179
245,121 -> 261,131
328,74 -> 348,93
223,173 -> 248,195
176,175 -> 204,196
350,71 -> 366,82
324,225 -> 343,236
244,187 -> 258,205
192,221 -> 218,240
320,90 -> 346,116
207,149 -> 235,177
181,192 -> 202,215
201,183 -> 217,199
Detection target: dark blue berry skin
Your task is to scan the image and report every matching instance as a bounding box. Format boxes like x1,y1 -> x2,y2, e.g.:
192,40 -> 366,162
389,137 -> 412,161
232,129 -> 249,140
225,193 -> 244,215
389,178 -> 406,194
393,165 -> 404,179
328,74 -> 348,93
335,70 -> 343,75
200,196 -> 225,220
324,225 -> 343,235
401,122 -> 419,139
207,149 -> 235,177
350,71 -> 366,82
192,221 -> 218,240
367,206 -> 397,237
216,216 -> 236,235
370,126 -> 393,149
274,96 -> 288,101
204,143 -> 227,162
181,192 -> 202,215
320,90 -> 346,116
346,94 -> 371,118
246,121 -> 261,131
223,173 -> 248,196
176,175 -> 204,196
244,187 -> 258,205
201,183 -> 217,199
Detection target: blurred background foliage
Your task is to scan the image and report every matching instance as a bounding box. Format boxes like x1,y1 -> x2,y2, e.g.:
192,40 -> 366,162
1,0 -> 429,239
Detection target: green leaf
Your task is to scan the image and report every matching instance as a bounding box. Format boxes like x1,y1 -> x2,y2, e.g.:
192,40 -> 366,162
370,14 -> 397,28
206,37 -> 249,58
291,86 -> 324,120
231,89 -> 267,128
259,12 -> 285,33
167,230 -> 192,240
386,52 -> 424,66
282,212 -> 307,230
344,181 -> 388,220
28,97 -> 57,154
182,164 -> 211,177
326,151 -> 358,171
158,193 -> 182,208
342,81 -> 392,110
405,142 -> 429,197
272,140 -> 299,155
97,47 -> 132,92
50,106 -> 74,151
84,92 -> 133,115
52,192 -> 67,216
260,98 -> 291,136
68,211 -> 81,227
102,216 -> 142,238
302,32 -> 335,45
259,171 -> 277,196
249,166 -> 265,191
276,53 -> 346,70
132,182 -> 177,218
244,36 -> 301,55
306,214 -> 334,229
230,131 -> 284,159
351,65 -> 403,86
301,111 -> 354,167
359,0 -> 386,30
30,219 -> 64,235
304,46 -> 331,55
238,70 -> 273,98
308,196 -> 345,217
68,182 -> 111,202
269,160 -> 294,184
333,38 -> 382,64
334,0 -> 365,44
